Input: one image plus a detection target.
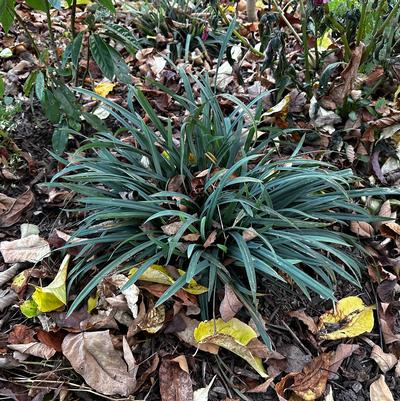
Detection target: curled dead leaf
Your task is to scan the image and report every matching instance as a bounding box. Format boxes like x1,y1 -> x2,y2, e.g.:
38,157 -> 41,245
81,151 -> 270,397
220,284 -> 243,321
276,353 -> 332,401
0,189 -> 34,228
62,331 -> 136,396
350,221 -> 374,238
0,235 -> 50,264
370,344 -> 397,373
288,310 -> 318,335
8,342 -> 56,360
370,375 -> 394,401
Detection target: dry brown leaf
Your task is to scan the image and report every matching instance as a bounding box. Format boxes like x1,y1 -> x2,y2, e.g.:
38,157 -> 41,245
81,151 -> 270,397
220,284 -> 243,321
36,330 -> 66,353
204,230 -> 217,248
8,324 -> 35,344
0,263 -> 20,287
159,356 -> 193,401
0,289 -> 18,312
276,353 -> 332,401
370,375 -> 394,401
161,221 -> 184,236
167,175 -> 185,192
0,190 -> 34,228
242,228 -> 258,241
247,378 -> 274,393
330,43 -> 364,107
328,344 -> 359,379
350,221 -> 374,238
182,233 -> 201,242
8,342 -> 56,360
0,235 -> 50,263
288,310 -> 318,334
370,344 -> 398,373
62,331 -> 136,396
134,354 -> 159,391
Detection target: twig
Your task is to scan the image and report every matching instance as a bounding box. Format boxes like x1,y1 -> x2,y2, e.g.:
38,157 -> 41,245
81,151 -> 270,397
282,320 -> 312,356
271,0 -> 302,43
217,5 -> 264,57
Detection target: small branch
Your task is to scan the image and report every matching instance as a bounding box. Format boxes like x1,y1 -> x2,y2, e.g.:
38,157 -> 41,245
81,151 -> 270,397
271,0 -> 302,43
217,4 -> 264,57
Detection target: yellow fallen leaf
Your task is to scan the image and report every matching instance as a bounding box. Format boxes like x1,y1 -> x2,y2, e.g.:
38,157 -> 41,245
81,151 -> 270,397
139,305 -> 166,333
87,292 -> 99,313
129,264 -> 208,295
194,318 -> 268,378
261,95 -> 290,117
32,254 -> 70,312
94,82 -> 116,98
20,298 -> 39,318
256,0 -> 265,8
318,296 -> 374,340
317,29 -> 333,51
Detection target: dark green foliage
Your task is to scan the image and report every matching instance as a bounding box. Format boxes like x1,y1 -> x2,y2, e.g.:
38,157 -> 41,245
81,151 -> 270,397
52,70 -> 392,346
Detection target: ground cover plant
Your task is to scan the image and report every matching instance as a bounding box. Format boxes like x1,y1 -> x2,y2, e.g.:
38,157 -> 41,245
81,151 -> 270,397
1,0 -> 400,400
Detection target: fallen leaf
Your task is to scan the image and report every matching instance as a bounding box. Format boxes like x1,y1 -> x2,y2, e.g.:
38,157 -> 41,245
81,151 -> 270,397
159,356 -> 193,401
215,61 -> 233,90
370,344 -> 397,373
317,296 -> 374,340
350,221 -> 374,238
204,230 -> 217,248
0,190 -> 34,228
0,289 -> 18,312
108,274 -> 139,318
94,81 -> 116,97
247,378 -> 274,393
138,305 -> 166,333
20,298 -> 39,318
8,324 -> 35,344
0,235 -> 50,263
330,43 -> 364,107
175,314 -> 219,354
8,342 -> 56,359
276,353 -> 332,401
0,263 -> 20,287
161,221 -> 183,235
194,318 -> 268,378
129,264 -> 208,295
31,254 -> 70,312
193,376 -> 216,401
370,375 -> 394,401
36,330 -> 66,352
328,344 -> 359,379
62,330 -> 136,396
242,228 -> 258,241
11,268 -> 31,296
288,310 -> 318,334
220,284 -> 243,321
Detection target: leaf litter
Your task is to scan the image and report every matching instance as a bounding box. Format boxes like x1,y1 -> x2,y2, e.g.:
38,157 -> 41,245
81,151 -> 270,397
1,0 -> 400,400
